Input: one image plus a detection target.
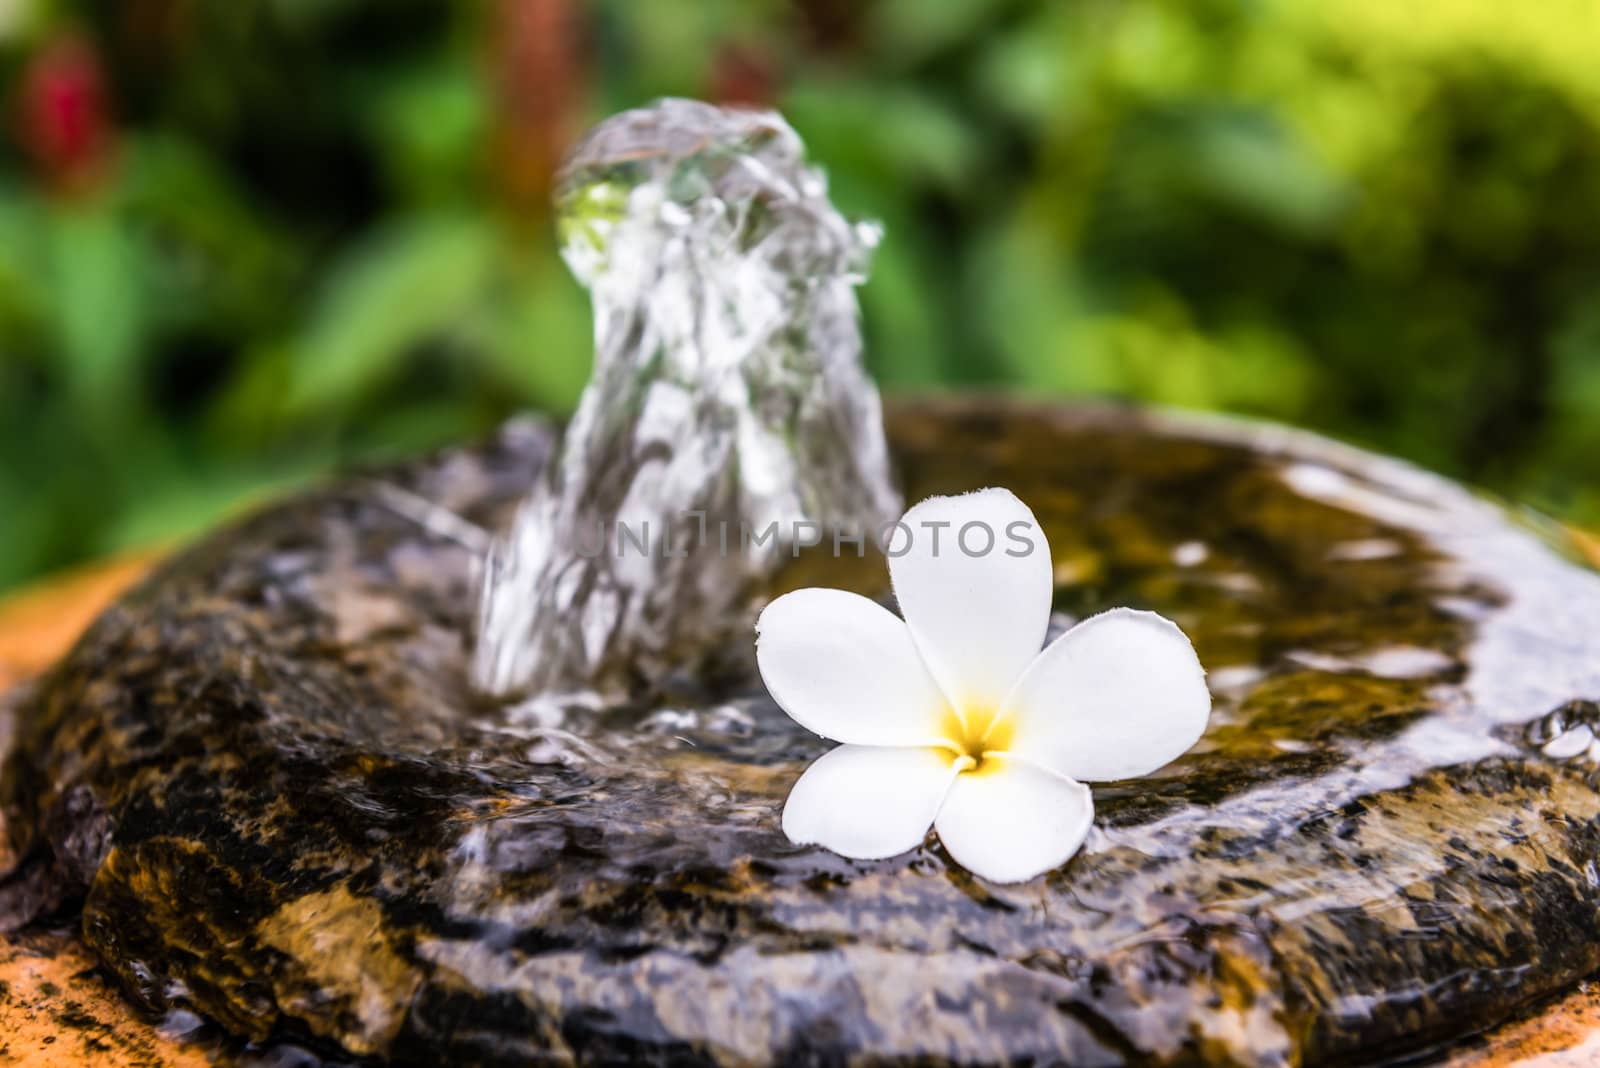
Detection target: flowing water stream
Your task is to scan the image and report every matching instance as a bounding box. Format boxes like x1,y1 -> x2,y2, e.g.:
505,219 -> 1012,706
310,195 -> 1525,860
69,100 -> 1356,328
474,100 -> 900,699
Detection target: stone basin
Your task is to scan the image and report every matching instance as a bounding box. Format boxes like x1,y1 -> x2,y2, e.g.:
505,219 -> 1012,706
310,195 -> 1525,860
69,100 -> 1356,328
5,397 -> 1600,1066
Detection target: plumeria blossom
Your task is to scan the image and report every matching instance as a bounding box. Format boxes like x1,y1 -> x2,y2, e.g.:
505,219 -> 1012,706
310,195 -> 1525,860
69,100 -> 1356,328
756,488 -> 1211,883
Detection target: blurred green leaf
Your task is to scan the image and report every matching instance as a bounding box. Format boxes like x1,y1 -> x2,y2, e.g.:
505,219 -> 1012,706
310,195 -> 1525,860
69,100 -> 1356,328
1180,111 -> 1349,237
368,57 -> 488,205
120,135 -> 304,331
867,0 -> 1012,68
46,205 -> 146,422
472,246 -> 593,410
104,459 -> 328,553
783,79 -> 984,199
285,212 -> 495,417
859,218 -> 956,387
0,185 -> 48,346
970,10 -> 1077,127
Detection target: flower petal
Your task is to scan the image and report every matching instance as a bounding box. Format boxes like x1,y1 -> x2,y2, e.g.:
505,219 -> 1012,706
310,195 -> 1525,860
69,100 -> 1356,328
757,588 -> 951,746
887,488 -> 1053,714
1000,608 -> 1210,782
934,757 -> 1093,883
782,745 -> 957,860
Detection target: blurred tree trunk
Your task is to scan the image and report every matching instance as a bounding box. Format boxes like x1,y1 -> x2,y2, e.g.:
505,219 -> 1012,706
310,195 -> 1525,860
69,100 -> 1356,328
490,0 -> 586,222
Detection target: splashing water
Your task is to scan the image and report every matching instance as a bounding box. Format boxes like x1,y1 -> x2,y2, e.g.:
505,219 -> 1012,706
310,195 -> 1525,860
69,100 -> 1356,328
474,99 -> 902,698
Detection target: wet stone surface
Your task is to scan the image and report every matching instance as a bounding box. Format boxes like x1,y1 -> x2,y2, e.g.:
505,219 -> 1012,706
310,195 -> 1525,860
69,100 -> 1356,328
5,399 -> 1600,1065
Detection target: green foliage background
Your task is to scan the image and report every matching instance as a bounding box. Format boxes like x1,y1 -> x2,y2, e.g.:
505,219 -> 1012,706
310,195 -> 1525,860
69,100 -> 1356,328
2,0 -> 1599,591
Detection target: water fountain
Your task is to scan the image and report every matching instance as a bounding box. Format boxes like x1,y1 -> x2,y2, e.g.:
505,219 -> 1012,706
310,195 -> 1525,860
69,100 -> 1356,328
476,99 -> 899,700
4,100 -> 1600,1065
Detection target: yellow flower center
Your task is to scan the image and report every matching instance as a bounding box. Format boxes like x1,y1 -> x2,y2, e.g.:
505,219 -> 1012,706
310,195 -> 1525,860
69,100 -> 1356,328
939,705 -> 1013,776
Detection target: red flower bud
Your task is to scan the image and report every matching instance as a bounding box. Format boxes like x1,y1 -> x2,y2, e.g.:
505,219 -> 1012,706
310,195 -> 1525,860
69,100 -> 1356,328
16,34 -> 115,194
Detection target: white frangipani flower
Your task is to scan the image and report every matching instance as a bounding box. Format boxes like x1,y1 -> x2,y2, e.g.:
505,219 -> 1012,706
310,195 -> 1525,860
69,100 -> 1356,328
756,488 -> 1211,883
